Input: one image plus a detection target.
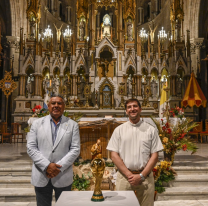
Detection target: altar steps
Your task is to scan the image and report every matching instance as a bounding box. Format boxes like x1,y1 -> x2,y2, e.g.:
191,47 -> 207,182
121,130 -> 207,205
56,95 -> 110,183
157,164 -> 208,201
154,200 -> 208,206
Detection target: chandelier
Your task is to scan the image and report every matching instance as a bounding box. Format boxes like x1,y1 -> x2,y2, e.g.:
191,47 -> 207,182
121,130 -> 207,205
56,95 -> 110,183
158,27 -> 167,43
139,28 -> 148,43
63,26 -> 72,39
43,25 -> 53,42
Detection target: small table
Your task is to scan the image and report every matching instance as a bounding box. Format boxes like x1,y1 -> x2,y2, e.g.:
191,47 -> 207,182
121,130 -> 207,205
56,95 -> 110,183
55,191 -> 140,206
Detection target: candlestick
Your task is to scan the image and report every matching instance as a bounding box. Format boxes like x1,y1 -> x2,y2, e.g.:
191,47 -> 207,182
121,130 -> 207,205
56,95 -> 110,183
50,80 -> 51,86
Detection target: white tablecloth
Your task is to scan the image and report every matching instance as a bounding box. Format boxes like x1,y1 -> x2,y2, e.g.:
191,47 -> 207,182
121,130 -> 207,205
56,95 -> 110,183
55,191 -> 139,206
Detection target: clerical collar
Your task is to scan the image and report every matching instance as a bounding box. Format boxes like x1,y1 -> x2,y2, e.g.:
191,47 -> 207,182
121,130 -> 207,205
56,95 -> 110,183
128,119 -> 142,127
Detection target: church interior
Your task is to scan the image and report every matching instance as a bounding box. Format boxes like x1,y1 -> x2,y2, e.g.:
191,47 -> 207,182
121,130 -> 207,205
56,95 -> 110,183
0,0 -> 208,205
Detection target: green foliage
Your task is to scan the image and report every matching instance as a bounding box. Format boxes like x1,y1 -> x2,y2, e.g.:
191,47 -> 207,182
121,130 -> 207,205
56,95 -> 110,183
70,112 -> 84,123
24,126 -> 30,133
72,174 -> 91,191
155,170 -> 175,193
105,162 -> 115,167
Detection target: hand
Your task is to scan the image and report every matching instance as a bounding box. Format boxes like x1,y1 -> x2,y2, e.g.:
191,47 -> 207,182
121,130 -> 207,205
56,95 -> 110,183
128,174 -> 143,186
46,163 -> 62,178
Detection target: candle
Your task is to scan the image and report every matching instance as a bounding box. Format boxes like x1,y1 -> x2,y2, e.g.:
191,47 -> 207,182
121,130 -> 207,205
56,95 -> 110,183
122,77 -> 124,82
50,80 -> 51,86
89,76 -> 91,82
68,76 -> 69,82
166,81 -> 168,87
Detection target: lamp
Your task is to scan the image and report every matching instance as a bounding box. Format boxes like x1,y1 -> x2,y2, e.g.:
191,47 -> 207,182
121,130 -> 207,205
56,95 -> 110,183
139,28 -> 148,57
43,25 -> 53,42
158,27 -> 167,43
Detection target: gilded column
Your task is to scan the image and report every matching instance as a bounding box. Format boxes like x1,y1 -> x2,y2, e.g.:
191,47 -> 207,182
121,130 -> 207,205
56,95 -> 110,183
90,3 -> 95,50
112,93 -> 115,109
137,75 -> 142,96
118,1 -> 123,50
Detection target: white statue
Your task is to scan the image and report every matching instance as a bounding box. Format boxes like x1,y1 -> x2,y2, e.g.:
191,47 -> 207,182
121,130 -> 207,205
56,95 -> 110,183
79,21 -> 85,41
43,76 -> 50,94
127,19 -> 133,41
103,14 -> 111,26
151,76 -> 158,98
26,74 -> 34,98
52,75 -> 60,95
127,74 -> 132,97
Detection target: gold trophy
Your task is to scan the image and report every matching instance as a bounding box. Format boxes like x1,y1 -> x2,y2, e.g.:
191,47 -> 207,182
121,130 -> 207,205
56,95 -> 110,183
91,139 -> 105,202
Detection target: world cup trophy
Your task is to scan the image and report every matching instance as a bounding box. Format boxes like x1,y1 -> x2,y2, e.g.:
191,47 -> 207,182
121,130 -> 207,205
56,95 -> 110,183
91,139 -> 105,202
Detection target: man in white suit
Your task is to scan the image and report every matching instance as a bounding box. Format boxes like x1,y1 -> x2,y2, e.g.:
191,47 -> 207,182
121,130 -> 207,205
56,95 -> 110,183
27,94 -> 80,206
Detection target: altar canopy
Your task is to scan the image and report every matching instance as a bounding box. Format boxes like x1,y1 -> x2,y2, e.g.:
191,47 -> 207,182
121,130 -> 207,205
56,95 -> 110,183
181,72 -> 207,108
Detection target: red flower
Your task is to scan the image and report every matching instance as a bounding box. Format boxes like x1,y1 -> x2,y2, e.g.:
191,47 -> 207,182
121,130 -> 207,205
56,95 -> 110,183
167,128 -> 172,134
165,122 -> 169,128
153,168 -> 157,172
32,109 -> 35,113
162,126 -> 166,131
182,144 -> 187,151
172,113 -> 175,117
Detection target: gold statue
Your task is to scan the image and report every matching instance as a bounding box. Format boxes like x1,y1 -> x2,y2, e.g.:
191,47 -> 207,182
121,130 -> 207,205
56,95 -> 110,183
91,139 -> 102,160
91,140 -> 105,202
54,23 -> 63,44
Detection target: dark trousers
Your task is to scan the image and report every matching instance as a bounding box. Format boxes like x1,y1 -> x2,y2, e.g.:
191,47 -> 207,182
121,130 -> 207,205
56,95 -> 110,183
35,180 -> 72,206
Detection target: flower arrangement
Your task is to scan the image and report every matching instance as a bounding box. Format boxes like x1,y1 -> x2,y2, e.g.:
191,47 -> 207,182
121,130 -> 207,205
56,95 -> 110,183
31,105 -> 48,118
169,106 -> 184,119
153,160 -> 177,193
151,107 -> 198,162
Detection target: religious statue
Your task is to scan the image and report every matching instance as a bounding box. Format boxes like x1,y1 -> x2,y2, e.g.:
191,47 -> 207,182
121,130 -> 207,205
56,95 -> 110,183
26,74 -> 34,98
151,76 -> 158,98
91,139 -> 102,160
54,24 -> 63,44
161,75 -> 167,88
176,75 -> 183,96
148,21 -> 158,44
43,76 -> 50,94
103,14 -> 111,36
127,74 -> 132,97
52,75 -> 60,95
127,19 -> 133,41
99,59 -> 109,77
91,139 -> 105,202
79,21 -> 85,41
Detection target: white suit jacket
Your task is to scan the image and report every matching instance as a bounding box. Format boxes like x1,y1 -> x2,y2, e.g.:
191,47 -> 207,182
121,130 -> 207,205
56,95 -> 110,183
27,115 -> 80,188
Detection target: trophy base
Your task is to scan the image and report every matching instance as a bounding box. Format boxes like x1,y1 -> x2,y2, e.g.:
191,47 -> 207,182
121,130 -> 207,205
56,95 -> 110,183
91,193 -> 104,202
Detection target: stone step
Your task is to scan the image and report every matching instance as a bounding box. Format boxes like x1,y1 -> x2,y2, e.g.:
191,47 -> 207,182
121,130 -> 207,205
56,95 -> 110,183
164,175 -> 208,187
157,187 -> 208,201
0,177 -> 32,188
154,200 -> 208,206
0,168 -> 31,176
0,188 -> 36,202
173,166 -> 208,175
0,202 -> 56,206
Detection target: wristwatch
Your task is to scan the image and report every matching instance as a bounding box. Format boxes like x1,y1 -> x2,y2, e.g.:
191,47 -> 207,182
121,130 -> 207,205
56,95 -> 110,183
140,173 -> 145,181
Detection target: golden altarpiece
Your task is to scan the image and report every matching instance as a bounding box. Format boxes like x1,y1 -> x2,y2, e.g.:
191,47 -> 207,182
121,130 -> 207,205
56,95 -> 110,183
12,0 -> 193,122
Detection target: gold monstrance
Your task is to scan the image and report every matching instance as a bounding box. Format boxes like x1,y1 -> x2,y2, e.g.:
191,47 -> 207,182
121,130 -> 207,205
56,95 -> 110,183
0,71 -> 17,123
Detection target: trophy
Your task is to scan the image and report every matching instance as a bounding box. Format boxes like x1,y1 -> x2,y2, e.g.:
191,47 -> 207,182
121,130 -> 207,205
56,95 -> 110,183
90,139 -> 105,202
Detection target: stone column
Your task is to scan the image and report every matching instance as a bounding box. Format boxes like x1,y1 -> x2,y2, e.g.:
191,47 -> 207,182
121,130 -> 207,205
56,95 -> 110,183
137,75 -> 142,96
34,74 -> 41,96
155,0 -> 159,14
138,7 -> 143,25
158,76 -> 161,96
148,2 -> 151,21
39,76 -> 43,97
